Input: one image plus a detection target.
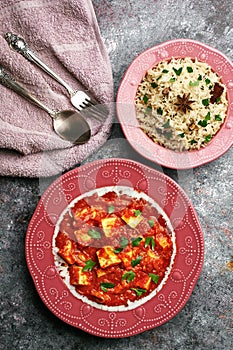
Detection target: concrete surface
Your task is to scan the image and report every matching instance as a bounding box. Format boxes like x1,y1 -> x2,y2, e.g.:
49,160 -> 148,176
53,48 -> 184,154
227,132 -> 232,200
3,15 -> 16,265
0,0 -> 232,349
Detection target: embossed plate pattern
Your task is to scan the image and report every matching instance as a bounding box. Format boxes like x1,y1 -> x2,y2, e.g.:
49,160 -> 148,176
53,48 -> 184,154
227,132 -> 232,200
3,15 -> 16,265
26,158 -> 204,337
116,39 -> 233,169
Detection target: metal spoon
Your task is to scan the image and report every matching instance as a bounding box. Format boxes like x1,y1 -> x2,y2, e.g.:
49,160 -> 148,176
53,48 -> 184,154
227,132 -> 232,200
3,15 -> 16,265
0,65 -> 91,144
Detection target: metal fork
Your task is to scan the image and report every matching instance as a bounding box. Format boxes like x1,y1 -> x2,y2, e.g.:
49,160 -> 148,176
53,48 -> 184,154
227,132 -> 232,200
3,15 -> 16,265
5,32 -> 107,120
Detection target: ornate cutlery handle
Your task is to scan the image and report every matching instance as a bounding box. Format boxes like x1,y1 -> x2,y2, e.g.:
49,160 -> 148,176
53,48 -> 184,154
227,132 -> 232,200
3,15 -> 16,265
0,64 -> 54,115
5,32 -> 73,95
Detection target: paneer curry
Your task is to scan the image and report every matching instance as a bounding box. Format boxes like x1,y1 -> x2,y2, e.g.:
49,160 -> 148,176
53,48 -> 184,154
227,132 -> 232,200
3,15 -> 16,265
54,189 -> 174,307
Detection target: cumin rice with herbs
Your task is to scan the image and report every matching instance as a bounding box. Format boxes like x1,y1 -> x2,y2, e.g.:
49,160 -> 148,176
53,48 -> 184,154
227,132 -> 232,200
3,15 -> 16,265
135,57 -> 228,151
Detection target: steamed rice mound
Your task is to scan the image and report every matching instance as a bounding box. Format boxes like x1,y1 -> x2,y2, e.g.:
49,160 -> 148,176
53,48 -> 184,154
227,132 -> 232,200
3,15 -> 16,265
135,57 -> 228,151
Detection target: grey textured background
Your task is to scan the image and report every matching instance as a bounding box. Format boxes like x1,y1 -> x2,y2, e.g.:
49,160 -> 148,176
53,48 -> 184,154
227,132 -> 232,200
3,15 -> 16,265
0,0 -> 232,349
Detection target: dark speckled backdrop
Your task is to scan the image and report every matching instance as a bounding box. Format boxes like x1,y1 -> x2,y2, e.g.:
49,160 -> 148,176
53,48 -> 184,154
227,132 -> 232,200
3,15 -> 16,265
0,1 -> 232,349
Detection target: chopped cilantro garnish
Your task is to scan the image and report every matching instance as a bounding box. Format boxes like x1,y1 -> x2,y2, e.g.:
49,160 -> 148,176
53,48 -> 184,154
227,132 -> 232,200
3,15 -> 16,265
108,205 -> 115,214
162,69 -> 169,73
145,236 -> 155,251
202,98 -> 209,106
82,259 -> 96,272
190,139 -> 197,145
134,209 -> 141,217
187,66 -> 193,73
114,247 -> 123,254
169,78 -> 176,82
132,237 -> 143,247
178,132 -> 185,138
88,229 -> 101,239
205,112 -> 211,120
164,131 -> 172,139
122,271 -> 136,283
151,82 -> 158,88
120,236 -> 129,249
156,75 -> 162,81
173,67 -> 183,76
157,107 -> 163,115
143,94 -> 149,104
145,106 -> 152,114
205,78 -> 211,85
205,134 -> 212,143
149,273 -> 160,284
100,282 -> 116,292
189,80 -> 199,87
163,119 -> 170,129
198,120 -> 208,127
131,288 -> 147,297
198,74 -> 202,81
148,220 -> 154,228
215,115 -> 222,121
131,255 -> 143,267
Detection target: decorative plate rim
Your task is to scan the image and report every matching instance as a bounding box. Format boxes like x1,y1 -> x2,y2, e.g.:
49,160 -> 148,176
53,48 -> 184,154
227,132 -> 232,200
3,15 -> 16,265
116,38 -> 233,169
25,158 -> 204,338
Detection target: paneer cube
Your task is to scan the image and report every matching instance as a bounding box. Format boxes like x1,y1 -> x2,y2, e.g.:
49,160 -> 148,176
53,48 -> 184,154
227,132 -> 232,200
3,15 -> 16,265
101,216 -> 118,237
156,234 -> 170,249
58,240 -> 76,265
135,273 -> 151,290
121,210 -> 143,228
121,249 -> 133,268
69,265 -> 90,286
96,246 -> 121,269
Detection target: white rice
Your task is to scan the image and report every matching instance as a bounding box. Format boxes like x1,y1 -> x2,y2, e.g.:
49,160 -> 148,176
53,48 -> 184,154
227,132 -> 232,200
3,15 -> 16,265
135,57 -> 228,151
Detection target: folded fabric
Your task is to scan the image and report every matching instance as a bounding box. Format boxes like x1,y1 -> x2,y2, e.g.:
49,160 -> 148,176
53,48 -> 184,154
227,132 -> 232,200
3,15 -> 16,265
0,0 -> 114,177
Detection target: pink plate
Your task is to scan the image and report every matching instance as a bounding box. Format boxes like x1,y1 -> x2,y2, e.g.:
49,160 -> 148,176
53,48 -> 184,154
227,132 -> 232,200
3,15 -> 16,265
116,39 -> 233,169
26,158 -> 204,337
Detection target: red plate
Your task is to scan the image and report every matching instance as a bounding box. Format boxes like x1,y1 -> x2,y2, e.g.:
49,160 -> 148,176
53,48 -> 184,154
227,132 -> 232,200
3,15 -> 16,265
116,39 -> 233,169
26,158 -> 204,337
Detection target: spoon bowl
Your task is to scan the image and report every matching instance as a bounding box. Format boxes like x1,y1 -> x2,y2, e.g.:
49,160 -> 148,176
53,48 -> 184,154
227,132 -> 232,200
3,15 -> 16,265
53,110 -> 91,144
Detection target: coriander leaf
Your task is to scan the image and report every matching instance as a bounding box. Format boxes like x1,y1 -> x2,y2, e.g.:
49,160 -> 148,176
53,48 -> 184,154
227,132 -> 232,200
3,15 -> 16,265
164,131 -> 172,139
169,78 -> 176,82
114,247 -> 123,254
83,259 -> 96,272
149,273 -> 160,284
173,67 -> 183,76
157,107 -> 163,115
122,270 -> 136,283
100,282 -> 116,292
205,112 -> 211,120
215,115 -> 222,121
132,237 -> 143,247
151,82 -> 158,88
120,236 -> 129,249
148,220 -> 154,228
134,209 -> 141,217
189,80 -> 199,87
131,288 -> 147,297
187,66 -> 193,73
178,132 -> 185,138
131,255 -> 143,267
190,139 -> 197,145
205,78 -> 211,85
156,75 -> 162,81
162,69 -> 169,73
145,106 -> 152,114
143,94 -> 149,104
163,119 -> 170,129
198,74 -> 202,81
108,205 -> 115,214
202,98 -> 209,106
88,229 -> 101,239
205,134 -> 212,143
198,120 -> 208,127
145,237 -> 155,250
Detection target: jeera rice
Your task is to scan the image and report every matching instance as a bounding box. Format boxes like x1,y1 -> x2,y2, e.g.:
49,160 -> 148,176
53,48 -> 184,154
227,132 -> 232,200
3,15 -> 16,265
135,57 -> 228,151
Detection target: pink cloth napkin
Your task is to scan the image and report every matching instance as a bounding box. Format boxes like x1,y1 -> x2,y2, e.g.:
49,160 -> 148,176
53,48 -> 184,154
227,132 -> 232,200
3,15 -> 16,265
0,0 -> 114,177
